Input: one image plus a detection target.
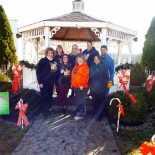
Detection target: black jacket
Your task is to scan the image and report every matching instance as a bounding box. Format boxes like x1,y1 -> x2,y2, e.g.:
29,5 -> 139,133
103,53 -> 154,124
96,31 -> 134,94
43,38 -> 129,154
89,63 -> 109,93
82,47 -> 99,67
36,57 -> 60,85
69,54 -> 80,70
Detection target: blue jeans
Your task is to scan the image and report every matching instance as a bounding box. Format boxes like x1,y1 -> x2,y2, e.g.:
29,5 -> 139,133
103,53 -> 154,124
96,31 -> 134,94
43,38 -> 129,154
74,88 -> 88,117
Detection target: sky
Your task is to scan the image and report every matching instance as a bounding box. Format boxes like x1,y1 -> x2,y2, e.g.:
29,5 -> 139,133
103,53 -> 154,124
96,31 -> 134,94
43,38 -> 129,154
0,0 -> 155,54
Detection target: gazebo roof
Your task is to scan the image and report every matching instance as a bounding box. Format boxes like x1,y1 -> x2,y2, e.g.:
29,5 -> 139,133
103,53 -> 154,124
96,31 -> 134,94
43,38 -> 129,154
44,11 -> 105,22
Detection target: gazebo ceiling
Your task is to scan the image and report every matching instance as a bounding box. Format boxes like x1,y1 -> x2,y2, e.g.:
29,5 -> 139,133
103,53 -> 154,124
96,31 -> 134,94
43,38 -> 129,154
50,27 -> 101,41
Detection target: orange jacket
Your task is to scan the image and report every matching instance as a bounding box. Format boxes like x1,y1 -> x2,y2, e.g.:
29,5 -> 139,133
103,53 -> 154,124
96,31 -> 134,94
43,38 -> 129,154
71,63 -> 89,88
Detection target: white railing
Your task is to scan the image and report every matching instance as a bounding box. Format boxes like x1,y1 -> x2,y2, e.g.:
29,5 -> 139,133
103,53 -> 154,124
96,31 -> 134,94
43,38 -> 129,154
145,70 -> 155,77
23,67 -> 40,91
22,67 -> 129,94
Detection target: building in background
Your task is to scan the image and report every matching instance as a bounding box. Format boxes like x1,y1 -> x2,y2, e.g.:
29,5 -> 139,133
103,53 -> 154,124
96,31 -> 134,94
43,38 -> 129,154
9,19 -> 18,56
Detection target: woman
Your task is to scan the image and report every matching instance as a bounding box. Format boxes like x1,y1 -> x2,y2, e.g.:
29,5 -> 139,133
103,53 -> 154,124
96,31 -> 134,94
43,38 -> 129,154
89,55 -> 109,121
71,55 -> 89,120
69,44 -> 80,97
36,47 -> 60,118
58,54 -> 71,114
55,45 -> 64,95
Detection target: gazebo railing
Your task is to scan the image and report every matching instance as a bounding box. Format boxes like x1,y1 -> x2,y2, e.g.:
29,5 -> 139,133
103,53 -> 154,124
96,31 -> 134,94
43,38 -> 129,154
22,67 -> 128,94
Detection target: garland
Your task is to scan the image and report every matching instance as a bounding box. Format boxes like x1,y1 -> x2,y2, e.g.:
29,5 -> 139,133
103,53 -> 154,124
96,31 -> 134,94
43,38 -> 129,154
19,60 -> 37,70
115,63 -> 133,72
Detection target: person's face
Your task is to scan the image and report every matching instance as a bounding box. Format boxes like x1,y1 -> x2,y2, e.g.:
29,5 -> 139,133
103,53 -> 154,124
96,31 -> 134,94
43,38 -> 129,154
63,56 -> 68,63
72,46 -> 78,54
77,58 -> 84,65
101,48 -> 107,56
94,56 -> 100,65
47,51 -> 53,59
57,48 -> 63,55
87,43 -> 93,51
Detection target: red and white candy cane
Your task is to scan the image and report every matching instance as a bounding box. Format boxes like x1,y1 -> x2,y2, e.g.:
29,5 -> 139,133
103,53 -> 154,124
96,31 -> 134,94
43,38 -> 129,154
146,75 -> 155,92
110,98 -> 124,132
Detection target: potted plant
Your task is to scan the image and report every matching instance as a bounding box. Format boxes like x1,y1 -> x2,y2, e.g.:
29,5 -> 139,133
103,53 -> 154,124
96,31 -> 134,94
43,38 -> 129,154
130,62 -> 146,89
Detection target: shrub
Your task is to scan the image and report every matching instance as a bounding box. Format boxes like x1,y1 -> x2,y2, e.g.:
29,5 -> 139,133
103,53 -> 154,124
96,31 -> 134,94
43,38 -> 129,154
130,62 -> 146,86
0,82 -> 11,91
7,64 -> 14,81
0,71 -> 8,82
108,90 -> 149,124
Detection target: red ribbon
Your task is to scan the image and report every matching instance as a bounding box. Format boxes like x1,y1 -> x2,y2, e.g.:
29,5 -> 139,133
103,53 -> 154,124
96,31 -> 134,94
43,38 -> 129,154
15,103 -> 30,127
12,75 -> 20,93
139,142 -> 155,155
146,75 -> 155,92
117,104 -> 124,116
120,80 -> 136,104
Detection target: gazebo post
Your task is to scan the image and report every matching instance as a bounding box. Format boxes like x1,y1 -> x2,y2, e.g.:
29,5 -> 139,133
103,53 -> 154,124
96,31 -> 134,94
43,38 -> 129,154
21,38 -> 27,61
101,28 -> 107,45
128,41 -> 133,63
44,27 -> 50,47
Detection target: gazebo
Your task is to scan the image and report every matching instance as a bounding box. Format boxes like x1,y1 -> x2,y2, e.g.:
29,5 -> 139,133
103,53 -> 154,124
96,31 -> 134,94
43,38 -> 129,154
17,0 -> 137,91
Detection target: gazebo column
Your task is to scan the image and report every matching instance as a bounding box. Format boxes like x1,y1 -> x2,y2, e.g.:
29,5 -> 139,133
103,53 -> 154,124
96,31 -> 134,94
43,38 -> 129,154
101,28 -> 107,45
22,38 -> 27,60
128,41 -> 133,63
44,27 -> 50,47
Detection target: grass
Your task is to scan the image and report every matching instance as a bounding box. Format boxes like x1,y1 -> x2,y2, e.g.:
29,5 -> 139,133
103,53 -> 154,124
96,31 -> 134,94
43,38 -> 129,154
0,121 -> 29,155
113,116 -> 155,155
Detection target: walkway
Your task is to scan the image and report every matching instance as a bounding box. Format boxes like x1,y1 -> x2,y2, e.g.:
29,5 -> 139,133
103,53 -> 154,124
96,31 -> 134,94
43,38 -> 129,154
12,114 -> 121,155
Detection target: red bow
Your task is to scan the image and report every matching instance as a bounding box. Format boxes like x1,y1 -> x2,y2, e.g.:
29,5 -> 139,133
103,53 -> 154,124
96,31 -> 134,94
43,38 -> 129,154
139,142 -> 155,155
15,102 -> 30,127
146,75 -> 155,92
117,104 -> 124,116
117,70 -> 136,104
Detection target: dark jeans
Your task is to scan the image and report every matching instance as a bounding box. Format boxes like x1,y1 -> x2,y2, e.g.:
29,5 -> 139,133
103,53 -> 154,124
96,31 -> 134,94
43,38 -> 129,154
74,88 -> 88,117
40,84 -> 54,113
58,84 -> 70,107
91,92 -> 106,119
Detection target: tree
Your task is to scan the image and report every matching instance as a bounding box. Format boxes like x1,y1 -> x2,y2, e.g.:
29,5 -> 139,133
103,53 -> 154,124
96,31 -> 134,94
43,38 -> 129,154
141,16 -> 155,70
0,5 -> 17,66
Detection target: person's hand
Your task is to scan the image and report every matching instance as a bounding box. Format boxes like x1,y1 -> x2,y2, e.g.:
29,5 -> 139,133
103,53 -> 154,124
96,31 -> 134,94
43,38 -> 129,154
80,86 -> 83,90
39,84 -> 43,88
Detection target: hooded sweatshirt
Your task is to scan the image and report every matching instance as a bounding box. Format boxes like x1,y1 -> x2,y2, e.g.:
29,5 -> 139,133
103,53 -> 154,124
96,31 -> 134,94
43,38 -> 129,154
71,63 -> 89,88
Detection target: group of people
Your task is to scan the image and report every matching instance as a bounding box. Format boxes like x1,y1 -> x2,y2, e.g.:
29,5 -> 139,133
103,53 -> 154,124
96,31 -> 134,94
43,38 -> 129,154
36,41 -> 114,121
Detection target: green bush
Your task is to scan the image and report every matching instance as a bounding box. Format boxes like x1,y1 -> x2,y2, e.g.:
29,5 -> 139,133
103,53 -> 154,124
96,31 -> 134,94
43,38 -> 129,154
7,64 -> 14,81
0,82 -> 11,91
130,62 -> 146,86
0,71 -> 8,82
108,90 -> 149,124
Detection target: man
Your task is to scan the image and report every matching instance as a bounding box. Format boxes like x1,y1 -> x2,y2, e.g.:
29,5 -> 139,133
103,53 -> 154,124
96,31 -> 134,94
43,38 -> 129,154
82,41 -> 99,67
100,45 -> 115,117
101,45 -> 114,85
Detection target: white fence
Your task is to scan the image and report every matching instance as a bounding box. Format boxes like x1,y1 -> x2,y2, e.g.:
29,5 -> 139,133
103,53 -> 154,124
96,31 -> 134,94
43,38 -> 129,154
22,67 -> 129,94
145,70 -> 155,77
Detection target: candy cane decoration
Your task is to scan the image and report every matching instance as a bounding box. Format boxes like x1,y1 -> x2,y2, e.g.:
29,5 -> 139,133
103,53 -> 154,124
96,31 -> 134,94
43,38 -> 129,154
110,98 -> 124,132
117,70 -> 136,104
146,75 -> 155,92
15,99 -> 30,129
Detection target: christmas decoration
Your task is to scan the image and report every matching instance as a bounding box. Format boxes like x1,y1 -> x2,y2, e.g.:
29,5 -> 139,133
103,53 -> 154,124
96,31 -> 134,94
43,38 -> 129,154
19,60 -> 37,70
109,98 -> 124,132
15,99 -> 30,129
12,64 -> 22,93
139,134 -> 155,155
115,63 -> 133,72
117,70 -> 136,103
146,75 -> 155,92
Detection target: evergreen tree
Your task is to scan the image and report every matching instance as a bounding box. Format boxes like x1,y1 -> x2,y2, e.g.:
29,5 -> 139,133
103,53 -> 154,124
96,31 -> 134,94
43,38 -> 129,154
0,5 -> 17,66
141,16 -> 155,70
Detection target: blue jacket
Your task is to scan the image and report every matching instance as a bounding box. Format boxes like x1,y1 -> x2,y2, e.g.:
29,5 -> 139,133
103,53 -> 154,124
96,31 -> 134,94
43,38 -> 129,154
36,57 -> 60,85
89,63 -> 109,93
101,54 -> 115,85
82,47 -> 99,67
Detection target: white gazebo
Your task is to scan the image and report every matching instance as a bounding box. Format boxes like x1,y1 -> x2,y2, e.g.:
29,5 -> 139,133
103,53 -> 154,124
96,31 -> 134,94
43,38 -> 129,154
17,0 -> 137,92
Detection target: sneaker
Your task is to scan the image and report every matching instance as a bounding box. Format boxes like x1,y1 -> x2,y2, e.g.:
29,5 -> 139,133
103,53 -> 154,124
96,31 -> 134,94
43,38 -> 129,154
74,116 -> 84,120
